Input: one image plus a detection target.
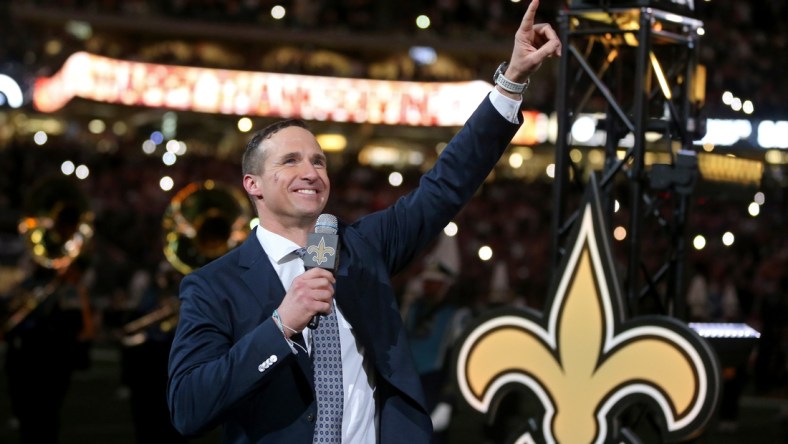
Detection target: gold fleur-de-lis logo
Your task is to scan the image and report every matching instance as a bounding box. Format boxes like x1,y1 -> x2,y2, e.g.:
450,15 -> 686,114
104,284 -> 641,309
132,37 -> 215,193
454,182 -> 720,443
307,236 -> 335,266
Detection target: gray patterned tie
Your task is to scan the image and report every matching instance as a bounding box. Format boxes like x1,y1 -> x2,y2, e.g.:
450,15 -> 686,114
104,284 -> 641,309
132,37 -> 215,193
294,247 -> 343,443
312,307 -> 343,443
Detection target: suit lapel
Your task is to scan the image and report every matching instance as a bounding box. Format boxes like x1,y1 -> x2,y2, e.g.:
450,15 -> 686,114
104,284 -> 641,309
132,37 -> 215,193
238,230 -> 283,310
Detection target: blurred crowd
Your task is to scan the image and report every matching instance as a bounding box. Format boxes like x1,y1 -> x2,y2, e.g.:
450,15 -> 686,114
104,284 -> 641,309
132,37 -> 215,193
1,129 -> 785,391
13,0 -> 544,36
2,1 -> 785,118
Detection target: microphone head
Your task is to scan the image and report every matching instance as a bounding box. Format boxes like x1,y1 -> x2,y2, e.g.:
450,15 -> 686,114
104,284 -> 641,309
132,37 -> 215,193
315,214 -> 338,234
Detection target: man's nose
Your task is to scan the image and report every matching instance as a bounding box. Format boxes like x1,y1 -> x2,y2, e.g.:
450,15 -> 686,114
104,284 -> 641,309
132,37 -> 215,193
299,162 -> 320,180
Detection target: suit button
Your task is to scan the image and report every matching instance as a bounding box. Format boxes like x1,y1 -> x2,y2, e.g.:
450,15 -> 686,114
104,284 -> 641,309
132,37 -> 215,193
307,413 -> 315,422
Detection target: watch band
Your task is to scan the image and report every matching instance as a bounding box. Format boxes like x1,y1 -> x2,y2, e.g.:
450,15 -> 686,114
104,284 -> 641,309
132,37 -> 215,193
494,61 -> 529,95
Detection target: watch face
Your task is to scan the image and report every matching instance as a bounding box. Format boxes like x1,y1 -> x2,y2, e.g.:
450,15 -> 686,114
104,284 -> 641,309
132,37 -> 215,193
495,62 -> 507,81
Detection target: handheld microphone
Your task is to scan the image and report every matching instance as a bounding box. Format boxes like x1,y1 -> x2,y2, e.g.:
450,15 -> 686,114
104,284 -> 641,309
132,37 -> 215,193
304,214 -> 339,329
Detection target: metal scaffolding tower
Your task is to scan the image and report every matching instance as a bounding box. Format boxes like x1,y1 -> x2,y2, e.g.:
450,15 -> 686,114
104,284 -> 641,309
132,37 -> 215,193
550,2 -> 705,320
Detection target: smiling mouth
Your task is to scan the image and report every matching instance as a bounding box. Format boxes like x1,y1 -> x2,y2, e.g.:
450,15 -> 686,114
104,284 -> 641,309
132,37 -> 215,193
295,189 -> 317,195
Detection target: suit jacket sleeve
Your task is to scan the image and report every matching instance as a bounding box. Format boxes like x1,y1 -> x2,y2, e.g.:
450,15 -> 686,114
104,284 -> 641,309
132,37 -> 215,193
352,94 -> 522,274
167,267 -> 300,437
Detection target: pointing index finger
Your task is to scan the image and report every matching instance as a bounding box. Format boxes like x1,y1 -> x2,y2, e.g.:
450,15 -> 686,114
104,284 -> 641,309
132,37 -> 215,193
520,0 -> 540,33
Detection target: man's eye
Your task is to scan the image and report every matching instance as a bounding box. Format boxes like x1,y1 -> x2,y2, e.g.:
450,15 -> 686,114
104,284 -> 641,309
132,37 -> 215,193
313,159 -> 326,167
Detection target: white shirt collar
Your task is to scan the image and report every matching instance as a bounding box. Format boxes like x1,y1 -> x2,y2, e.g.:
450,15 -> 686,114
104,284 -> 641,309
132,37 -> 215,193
255,225 -> 302,264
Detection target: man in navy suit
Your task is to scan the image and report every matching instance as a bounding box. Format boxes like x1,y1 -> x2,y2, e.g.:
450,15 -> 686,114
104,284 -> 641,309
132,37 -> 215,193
167,1 -> 561,442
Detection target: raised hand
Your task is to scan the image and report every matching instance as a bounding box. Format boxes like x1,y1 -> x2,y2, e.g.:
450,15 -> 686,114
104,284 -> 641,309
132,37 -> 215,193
506,0 -> 562,83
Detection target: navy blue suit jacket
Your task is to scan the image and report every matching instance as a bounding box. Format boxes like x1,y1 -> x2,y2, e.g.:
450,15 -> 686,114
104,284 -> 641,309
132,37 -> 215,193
167,96 -> 521,443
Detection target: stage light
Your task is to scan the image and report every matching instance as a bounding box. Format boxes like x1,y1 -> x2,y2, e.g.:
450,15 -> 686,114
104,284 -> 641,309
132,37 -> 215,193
142,140 -> 156,154
513,146 -> 533,161
61,160 -> 75,175
75,165 -> 89,180
150,131 -> 164,145
571,115 -> 596,142
588,149 -> 604,166
408,46 -> 436,65
478,246 -> 493,261
33,131 -> 47,146
758,121 -> 788,149
743,100 -> 754,114
112,121 -> 128,136
696,119 -> 751,146
160,176 -> 174,191
45,39 -> 62,55
65,20 -> 92,40
689,323 -> 760,339
388,172 -> 403,187
315,133 -> 347,152
692,235 -> 706,250
444,222 -> 458,237
509,152 -> 524,168
754,192 -> 765,205
416,15 -> 431,29
166,140 -> 180,153
722,232 -> 735,247
650,52 -> 672,100
271,5 -> 286,20
162,152 -> 177,166
237,117 -> 253,132
407,151 -> 424,166
747,202 -> 759,217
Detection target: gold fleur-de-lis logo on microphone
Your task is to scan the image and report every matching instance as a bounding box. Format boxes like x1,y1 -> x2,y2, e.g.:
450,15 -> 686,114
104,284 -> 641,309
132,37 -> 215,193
454,182 -> 720,443
307,237 -> 335,266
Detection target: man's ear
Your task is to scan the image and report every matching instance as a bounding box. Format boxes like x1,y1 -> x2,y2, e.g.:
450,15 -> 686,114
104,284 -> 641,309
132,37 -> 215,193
243,174 -> 263,200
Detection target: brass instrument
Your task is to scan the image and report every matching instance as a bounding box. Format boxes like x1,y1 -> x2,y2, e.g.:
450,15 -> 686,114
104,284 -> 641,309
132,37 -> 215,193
161,179 -> 253,275
3,177 -> 94,334
18,177 -> 94,270
121,295 -> 180,347
3,282 -> 58,334
120,180 -> 252,345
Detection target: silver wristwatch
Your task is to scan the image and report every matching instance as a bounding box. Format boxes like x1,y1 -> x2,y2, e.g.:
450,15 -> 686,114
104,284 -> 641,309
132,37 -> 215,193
493,61 -> 529,95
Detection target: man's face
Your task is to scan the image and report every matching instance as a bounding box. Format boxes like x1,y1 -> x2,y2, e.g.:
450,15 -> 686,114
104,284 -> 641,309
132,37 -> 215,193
245,126 -> 330,231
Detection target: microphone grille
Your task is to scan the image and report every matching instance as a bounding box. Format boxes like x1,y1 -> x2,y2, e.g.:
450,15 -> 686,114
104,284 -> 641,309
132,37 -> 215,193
315,213 -> 338,234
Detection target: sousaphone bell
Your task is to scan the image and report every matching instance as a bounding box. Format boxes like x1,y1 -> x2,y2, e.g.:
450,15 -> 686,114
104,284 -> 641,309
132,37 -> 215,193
121,180 -> 252,345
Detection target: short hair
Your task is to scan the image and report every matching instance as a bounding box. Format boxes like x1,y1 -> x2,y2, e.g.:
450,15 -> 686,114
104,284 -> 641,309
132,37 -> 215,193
242,119 -> 309,176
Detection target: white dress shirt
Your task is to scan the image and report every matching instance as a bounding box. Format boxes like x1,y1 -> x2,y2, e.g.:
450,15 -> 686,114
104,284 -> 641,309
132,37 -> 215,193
256,226 -> 378,443
489,87 -> 523,124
